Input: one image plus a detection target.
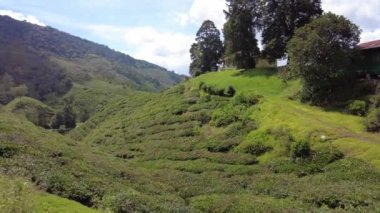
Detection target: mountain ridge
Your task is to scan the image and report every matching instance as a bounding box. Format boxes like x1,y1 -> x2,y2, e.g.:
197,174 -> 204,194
0,15 -> 184,92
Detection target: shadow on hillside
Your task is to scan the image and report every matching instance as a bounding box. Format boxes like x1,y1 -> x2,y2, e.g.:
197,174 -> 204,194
232,68 -> 278,78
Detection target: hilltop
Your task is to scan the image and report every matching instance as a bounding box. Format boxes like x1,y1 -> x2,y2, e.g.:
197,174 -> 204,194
0,15 -> 183,92
2,68 -> 379,212
0,15 -> 185,123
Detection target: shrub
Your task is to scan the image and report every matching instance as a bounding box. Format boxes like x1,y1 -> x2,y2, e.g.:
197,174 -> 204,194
210,104 -> 244,127
0,144 -> 19,158
245,141 -> 272,156
234,91 -> 262,106
199,82 -> 234,97
347,100 -> 367,116
50,98 -> 76,130
225,86 -> 236,97
365,109 -> 380,132
373,92 -> 380,108
68,181 -> 104,207
290,140 -> 311,162
172,104 -> 188,115
44,172 -> 71,196
225,121 -> 257,137
184,97 -> 198,105
205,139 -> 240,153
104,191 -> 151,213
312,147 -> 344,164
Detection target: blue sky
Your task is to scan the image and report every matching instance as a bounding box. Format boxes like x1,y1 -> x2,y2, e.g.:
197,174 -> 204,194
0,0 -> 380,75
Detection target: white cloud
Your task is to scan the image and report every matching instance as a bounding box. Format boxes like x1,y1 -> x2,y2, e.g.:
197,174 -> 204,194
88,25 -> 193,74
322,0 -> 380,42
177,0 -> 226,29
361,29 -> 380,43
0,10 -> 46,26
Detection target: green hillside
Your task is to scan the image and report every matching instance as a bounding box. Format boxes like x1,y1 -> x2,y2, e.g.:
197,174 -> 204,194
0,174 -> 99,213
1,68 -> 380,211
0,15 -> 183,93
66,68 -> 380,212
1,1 -> 379,212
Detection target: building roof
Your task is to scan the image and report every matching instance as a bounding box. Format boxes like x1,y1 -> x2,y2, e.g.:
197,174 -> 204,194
359,39 -> 380,50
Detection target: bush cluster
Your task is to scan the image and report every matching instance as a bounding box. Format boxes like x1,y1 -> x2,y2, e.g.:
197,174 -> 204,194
199,82 -> 236,97
210,104 -> 248,127
365,109 -> 380,132
0,144 -> 19,158
234,91 -> 262,106
290,140 -> 311,162
104,191 -> 151,213
245,141 -> 272,156
346,100 -> 367,116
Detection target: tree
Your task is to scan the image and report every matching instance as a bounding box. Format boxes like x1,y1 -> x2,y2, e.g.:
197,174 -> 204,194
261,0 -> 323,61
223,0 -> 260,69
0,73 -> 15,104
287,13 -> 361,105
189,20 -> 223,77
50,97 -> 76,131
62,98 -> 76,129
10,84 -> 28,98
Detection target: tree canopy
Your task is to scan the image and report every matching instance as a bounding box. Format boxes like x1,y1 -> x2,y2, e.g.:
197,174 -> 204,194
189,20 -> 223,77
287,12 -> 361,105
223,0 -> 260,69
261,0 -> 323,61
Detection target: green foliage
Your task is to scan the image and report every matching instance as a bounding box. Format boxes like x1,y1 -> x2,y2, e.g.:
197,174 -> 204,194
0,143 -> 19,158
199,82 -> 225,96
365,108 -> 380,132
347,100 -> 367,116
103,191 -> 151,213
290,140 -> 311,162
244,141 -> 273,156
0,176 -> 34,213
0,73 -> 15,102
234,91 -> 262,106
225,86 -> 236,97
199,82 -> 236,97
223,0 -> 260,69
50,98 -> 76,131
9,84 -> 28,98
6,97 -> 55,128
1,67 -> 380,212
261,0 -> 323,60
0,48 -> 73,101
190,20 -> 223,76
0,16 -> 183,93
287,13 -> 361,105
210,104 -> 248,127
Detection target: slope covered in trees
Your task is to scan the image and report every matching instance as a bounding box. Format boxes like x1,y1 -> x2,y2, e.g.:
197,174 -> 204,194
0,15 -> 184,96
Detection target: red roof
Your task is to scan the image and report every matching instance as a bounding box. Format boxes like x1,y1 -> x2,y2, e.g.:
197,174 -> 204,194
359,39 -> 380,50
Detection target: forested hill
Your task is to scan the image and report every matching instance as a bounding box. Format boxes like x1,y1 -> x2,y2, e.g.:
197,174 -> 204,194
0,15 -> 184,93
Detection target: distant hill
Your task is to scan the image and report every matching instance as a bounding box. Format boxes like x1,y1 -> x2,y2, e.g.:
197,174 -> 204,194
0,15 -> 184,98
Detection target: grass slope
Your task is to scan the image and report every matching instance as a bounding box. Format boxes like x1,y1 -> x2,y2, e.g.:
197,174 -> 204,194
192,69 -> 380,169
69,68 -> 380,212
0,174 -> 99,213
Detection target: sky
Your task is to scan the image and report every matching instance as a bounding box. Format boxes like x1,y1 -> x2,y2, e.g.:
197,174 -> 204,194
0,0 -> 379,75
